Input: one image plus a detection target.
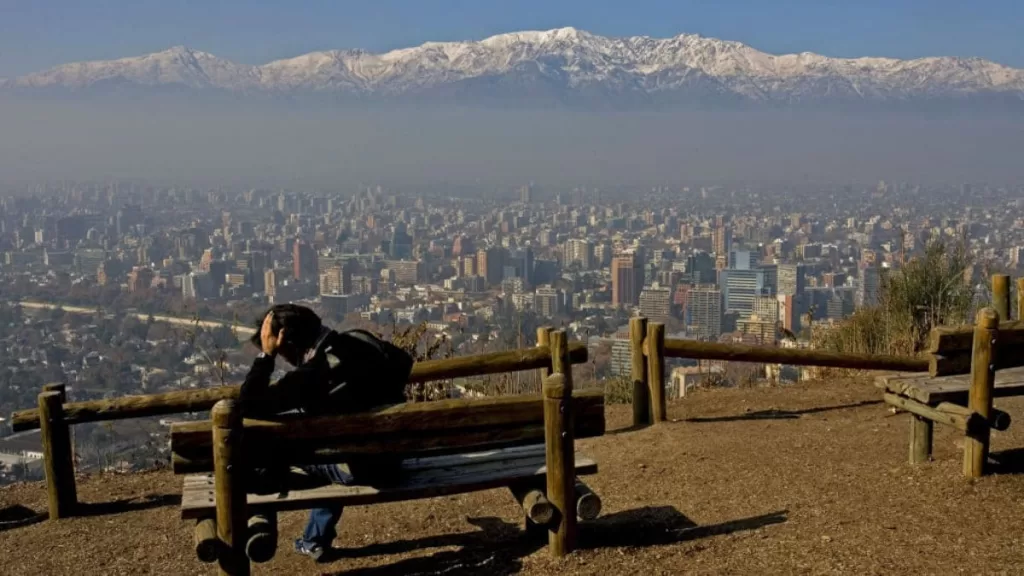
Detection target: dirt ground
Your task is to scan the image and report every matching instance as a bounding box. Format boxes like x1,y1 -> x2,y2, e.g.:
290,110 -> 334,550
4,377 -> 1024,575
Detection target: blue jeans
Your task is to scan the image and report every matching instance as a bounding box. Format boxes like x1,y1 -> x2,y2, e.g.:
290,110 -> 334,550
299,464 -> 354,547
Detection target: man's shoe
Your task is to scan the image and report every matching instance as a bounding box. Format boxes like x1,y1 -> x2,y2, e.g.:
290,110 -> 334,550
294,538 -> 327,562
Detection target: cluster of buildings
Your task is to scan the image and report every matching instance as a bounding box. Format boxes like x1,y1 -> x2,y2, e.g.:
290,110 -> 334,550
2,180 -> 1023,389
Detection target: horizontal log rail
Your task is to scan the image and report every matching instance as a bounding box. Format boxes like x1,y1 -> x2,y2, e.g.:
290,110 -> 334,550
659,338 -> 928,373
11,343 -> 589,432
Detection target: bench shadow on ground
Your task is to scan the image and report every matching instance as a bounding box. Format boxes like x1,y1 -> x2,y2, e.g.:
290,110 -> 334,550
75,493 -> 181,517
681,400 -> 882,424
327,507 -> 787,576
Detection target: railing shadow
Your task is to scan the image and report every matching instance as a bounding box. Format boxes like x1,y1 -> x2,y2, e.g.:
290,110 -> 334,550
683,400 -> 882,423
75,493 -> 181,517
327,507 -> 787,575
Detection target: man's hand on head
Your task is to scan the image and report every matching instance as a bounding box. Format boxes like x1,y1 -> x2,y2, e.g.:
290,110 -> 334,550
260,313 -> 284,357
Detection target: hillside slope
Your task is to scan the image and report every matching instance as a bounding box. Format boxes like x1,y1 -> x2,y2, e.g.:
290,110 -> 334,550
3,378 -> 1024,575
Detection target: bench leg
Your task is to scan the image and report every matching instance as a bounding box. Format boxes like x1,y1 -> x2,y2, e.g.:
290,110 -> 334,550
246,513 -> 277,564
909,415 -> 933,465
574,481 -> 602,522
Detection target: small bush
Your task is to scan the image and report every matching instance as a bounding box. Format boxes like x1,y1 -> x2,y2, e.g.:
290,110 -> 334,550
604,377 -> 633,405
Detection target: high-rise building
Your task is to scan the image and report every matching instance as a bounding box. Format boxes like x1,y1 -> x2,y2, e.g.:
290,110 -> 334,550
390,222 -> 413,259
127,267 -> 154,293
477,246 -> 506,286
535,285 -> 564,318
639,285 -> 673,322
777,263 -> 806,296
856,264 -> 882,308
452,235 -> 473,257
688,286 -> 723,340
713,226 -> 732,257
720,268 -> 772,317
686,251 -> 716,284
611,252 -> 644,306
293,240 -> 317,281
564,239 -> 594,270
728,249 -> 758,270
752,296 -> 779,324
777,293 -> 805,335
319,267 -> 347,295
264,269 -> 277,298
386,260 -> 422,285
520,184 -> 533,204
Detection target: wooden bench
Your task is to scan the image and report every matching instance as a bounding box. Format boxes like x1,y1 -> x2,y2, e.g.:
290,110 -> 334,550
876,308 -> 1023,476
170,374 -> 605,575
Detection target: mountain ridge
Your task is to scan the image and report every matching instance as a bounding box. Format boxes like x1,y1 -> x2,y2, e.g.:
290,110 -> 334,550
7,27 -> 1024,106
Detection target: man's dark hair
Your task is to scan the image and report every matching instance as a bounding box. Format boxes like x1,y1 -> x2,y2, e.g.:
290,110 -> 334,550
252,303 -> 323,352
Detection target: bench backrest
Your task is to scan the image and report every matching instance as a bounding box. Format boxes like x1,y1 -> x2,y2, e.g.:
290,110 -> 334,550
928,320 -> 1024,376
170,390 -> 605,474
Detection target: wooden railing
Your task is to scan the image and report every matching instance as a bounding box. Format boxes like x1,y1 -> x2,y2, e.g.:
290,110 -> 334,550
11,341 -> 589,520
627,316 -> 930,428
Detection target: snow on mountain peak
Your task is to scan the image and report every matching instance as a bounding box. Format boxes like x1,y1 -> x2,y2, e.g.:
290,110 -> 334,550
8,28 -> 1024,103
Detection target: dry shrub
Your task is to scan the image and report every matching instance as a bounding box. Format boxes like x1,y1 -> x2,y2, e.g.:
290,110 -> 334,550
604,376 -> 633,405
814,237 -> 975,375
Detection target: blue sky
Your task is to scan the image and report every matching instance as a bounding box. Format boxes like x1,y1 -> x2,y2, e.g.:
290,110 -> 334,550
1,0 -> 1021,77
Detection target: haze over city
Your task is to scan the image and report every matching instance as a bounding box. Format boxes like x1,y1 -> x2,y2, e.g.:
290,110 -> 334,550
1,0 -> 1023,187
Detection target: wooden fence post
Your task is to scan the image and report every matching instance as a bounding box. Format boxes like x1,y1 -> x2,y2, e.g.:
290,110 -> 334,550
43,382 -> 66,403
1017,277 -> 1024,321
537,326 -> 553,385
39,390 -> 76,519
647,322 -> 667,423
964,308 -> 998,479
992,274 -> 1010,323
212,399 -> 249,576
629,317 -> 650,427
545,330 -> 577,557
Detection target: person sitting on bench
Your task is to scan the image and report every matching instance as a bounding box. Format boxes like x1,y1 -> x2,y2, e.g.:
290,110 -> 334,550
239,303 -> 413,562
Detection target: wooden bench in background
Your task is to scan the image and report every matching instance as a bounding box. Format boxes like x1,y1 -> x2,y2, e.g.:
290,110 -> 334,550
170,330 -> 605,575
877,303 -> 1024,477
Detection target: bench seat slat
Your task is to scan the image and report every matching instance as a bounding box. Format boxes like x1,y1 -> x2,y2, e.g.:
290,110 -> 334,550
876,366 -> 1024,405
181,446 -> 596,519
179,444 -> 553,488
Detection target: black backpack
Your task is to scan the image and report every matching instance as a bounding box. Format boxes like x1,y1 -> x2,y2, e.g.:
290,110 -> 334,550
321,329 -> 414,412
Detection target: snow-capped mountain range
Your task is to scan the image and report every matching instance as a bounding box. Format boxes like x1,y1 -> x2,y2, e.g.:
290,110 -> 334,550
4,27 -> 1023,106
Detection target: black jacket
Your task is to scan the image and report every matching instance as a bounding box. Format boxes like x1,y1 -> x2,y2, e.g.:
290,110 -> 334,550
239,329 -> 409,417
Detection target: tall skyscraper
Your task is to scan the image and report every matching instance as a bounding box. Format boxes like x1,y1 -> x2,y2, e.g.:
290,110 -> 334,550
639,285 -> 673,322
535,285 -> 564,318
264,269 -> 277,298
293,240 -> 318,281
390,222 -> 413,259
856,264 -> 882,308
564,239 -> 594,270
720,268 -> 772,317
777,263 -> 807,296
713,226 -> 732,257
477,246 -> 507,286
520,184 -> 533,204
611,252 -> 644,306
728,249 -> 758,270
688,286 -> 723,340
